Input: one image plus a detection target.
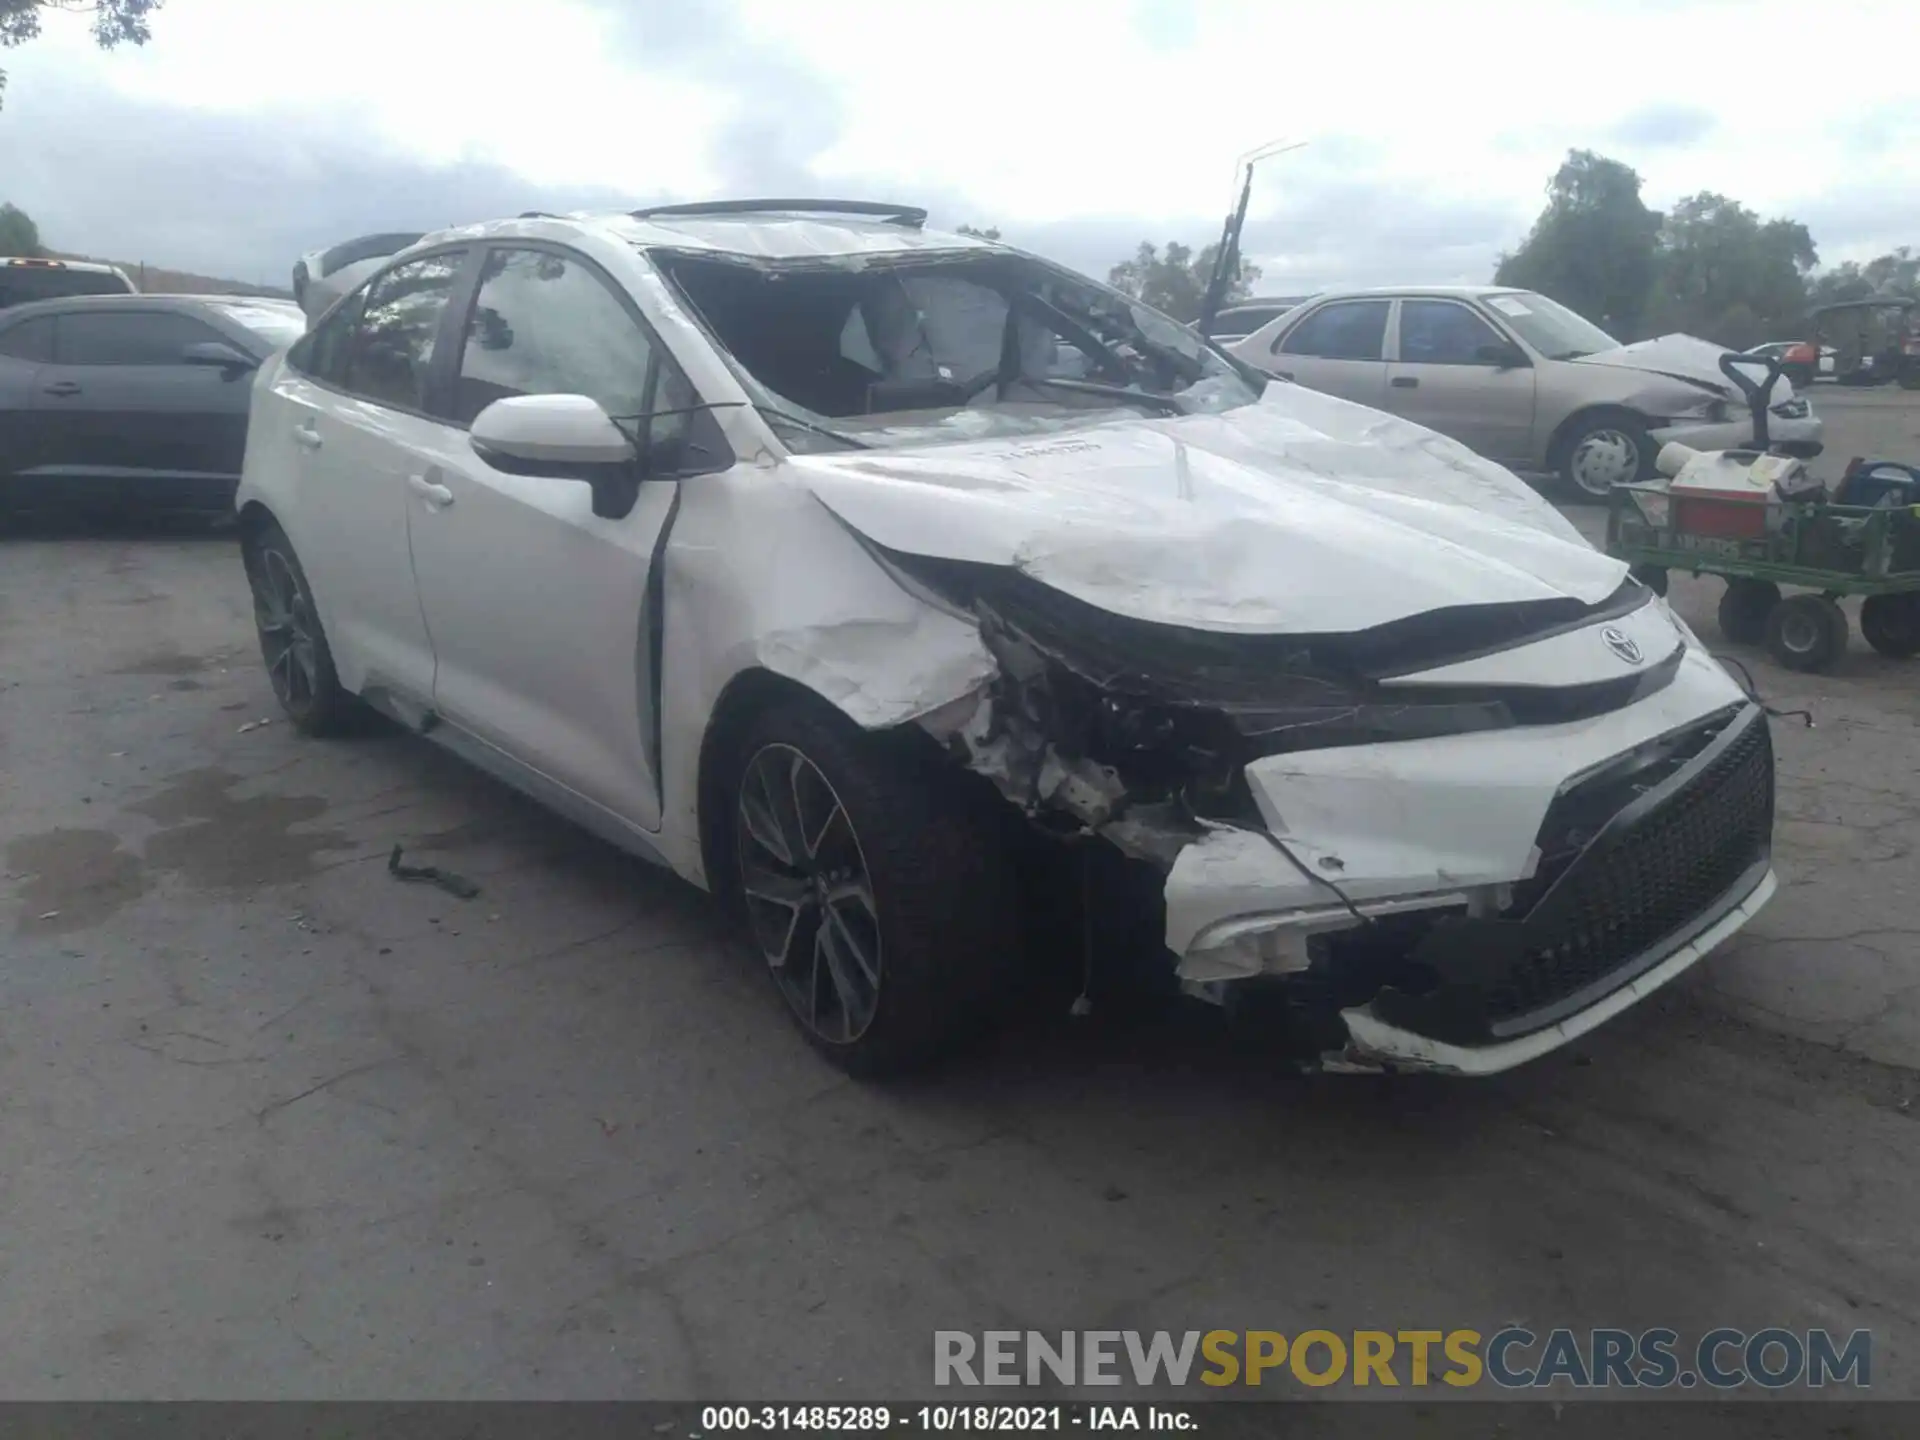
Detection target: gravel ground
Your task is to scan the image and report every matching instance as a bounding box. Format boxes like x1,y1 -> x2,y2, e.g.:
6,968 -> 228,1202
2,386 -> 1916,1401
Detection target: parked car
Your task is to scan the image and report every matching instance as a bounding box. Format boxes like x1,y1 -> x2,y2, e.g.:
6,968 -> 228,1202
236,201 -> 1775,1078
1228,286 -> 1824,498
1,256 -> 136,310
0,293 -> 305,517
293,232 -> 426,325
1204,297 -> 1311,344
1751,339 -> 1837,388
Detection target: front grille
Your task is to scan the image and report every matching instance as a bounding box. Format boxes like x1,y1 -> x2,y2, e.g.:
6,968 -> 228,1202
1351,705 -> 1775,1047
1483,707 -> 1774,1029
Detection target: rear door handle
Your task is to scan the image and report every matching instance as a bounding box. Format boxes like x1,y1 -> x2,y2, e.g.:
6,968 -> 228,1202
408,473 -> 455,508
42,380 -> 81,397
1391,376 -> 1418,389
292,423 -> 323,451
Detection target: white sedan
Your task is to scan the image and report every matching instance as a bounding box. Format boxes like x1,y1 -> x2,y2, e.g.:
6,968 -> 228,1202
236,203 -> 1776,1076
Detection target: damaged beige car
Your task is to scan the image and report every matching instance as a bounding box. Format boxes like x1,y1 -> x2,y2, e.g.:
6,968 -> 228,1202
238,201 -> 1776,1078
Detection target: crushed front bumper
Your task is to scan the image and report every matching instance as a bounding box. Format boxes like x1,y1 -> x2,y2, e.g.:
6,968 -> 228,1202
1165,663 -> 1776,1075
1653,411 -> 1825,459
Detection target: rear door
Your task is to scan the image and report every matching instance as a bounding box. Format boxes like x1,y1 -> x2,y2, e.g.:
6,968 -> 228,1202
1261,299 -> 1391,409
1385,298 -> 1536,463
261,249 -> 473,712
33,307 -> 253,509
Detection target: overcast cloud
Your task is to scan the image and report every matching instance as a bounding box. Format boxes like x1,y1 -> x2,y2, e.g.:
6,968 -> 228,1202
1,0 -> 1915,293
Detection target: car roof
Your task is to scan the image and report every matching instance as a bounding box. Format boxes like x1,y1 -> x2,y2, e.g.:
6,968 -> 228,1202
2,256 -> 127,276
1287,284 -> 1525,301
410,202 -> 998,264
0,292 -> 284,321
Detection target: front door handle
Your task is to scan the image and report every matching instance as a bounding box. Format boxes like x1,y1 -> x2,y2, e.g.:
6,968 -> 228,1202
1391,376 -> 1419,389
408,473 -> 455,508
42,380 -> 81,397
292,423 -> 323,451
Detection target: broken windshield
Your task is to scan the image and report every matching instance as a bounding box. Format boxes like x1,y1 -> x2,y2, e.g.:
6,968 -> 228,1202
652,248 -> 1263,452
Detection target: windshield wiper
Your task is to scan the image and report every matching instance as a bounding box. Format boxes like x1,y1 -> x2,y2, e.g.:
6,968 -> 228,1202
756,405 -> 870,449
1018,376 -> 1185,416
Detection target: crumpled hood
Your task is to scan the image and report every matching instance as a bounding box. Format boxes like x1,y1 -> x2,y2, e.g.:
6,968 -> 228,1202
1573,333 -> 1785,399
790,384 -> 1627,634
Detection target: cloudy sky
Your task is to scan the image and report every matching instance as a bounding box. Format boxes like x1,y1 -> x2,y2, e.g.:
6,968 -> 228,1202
2,0 -> 1916,292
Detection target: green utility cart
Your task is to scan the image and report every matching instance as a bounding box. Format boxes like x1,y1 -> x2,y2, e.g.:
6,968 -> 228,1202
1605,351 -> 1920,674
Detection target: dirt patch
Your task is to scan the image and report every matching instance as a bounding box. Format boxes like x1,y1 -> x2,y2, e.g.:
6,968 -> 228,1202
129,767 -> 354,889
5,828 -> 152,935
110,652 -> 208,677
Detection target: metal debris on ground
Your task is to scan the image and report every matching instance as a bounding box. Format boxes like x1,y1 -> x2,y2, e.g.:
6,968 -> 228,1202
387,844 -> 481,899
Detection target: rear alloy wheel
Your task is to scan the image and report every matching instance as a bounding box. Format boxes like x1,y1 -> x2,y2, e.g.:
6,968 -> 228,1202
1764,594 -> 1848,673
1860,593 -> 1920,658
245,523 -> 355,735
1717,578 -> 1781,646
728,700 -> 1019,1077
1561,414 -> 1654,499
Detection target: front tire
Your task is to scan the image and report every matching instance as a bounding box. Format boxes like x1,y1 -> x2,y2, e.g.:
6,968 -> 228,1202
1560,413 -> 1654,500
725,699 -> 1020,1077
1765,594 -> 1848,672
242,520 -> 356,736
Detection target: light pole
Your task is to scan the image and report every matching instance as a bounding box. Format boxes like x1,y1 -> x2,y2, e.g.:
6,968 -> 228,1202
1198,137 -> 1307,335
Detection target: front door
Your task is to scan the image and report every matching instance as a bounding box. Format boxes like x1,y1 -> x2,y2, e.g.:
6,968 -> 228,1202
1385,298 -> 1537,464
34,307 -> 253,509
1261,298 -> 1392,410
404,244 -> 695,830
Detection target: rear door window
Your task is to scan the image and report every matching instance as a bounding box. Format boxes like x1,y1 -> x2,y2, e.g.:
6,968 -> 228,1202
55,311 -> 229,365
1277,300 -> 1390,360
341,250 -> 469,413
0,315 -> 55,362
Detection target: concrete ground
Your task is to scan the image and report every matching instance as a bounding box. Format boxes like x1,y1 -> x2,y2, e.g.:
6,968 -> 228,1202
2,387 -> 1917,1401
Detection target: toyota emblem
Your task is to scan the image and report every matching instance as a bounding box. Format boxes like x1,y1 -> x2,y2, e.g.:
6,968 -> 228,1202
1601,626 -> 1644,665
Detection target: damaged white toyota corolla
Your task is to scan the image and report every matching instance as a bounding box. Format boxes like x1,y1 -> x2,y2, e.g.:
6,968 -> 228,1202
236,201 -> 1776,1077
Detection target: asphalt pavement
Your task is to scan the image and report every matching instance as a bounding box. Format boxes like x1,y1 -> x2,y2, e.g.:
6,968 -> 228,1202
2,386 -> 1917,1401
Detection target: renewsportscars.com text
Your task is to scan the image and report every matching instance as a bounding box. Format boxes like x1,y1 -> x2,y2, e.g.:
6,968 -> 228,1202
933,1328 -> 1871,1390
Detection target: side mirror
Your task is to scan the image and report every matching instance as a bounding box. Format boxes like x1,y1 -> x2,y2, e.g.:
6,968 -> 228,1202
1476,342 -> 1527,369
181,340 -> 258,376
471,394 -> 640,519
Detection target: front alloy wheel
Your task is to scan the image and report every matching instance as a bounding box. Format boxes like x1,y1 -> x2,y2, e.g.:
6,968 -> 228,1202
736,743 -> 883,1046
724,699 -> 1021,1076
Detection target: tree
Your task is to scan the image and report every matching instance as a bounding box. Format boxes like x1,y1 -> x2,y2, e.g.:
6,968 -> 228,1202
1809,247 -> 1920,307
1494,149 -> 1661,335
1106,240 -> 1261,323
0,199 -> 39,255
1,0 -> 160,108
1644,192 -> 1816,347
956,224 -> 1001,241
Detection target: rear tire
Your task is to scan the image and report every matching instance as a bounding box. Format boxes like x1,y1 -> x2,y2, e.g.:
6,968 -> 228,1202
1559,412 -> 1655,500
723,698 -> 1021,1078
242,520 -> 357,736
1861,593 -> 1920,657
1764,594 -> 1847,672
1717,579 -> 1780,646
